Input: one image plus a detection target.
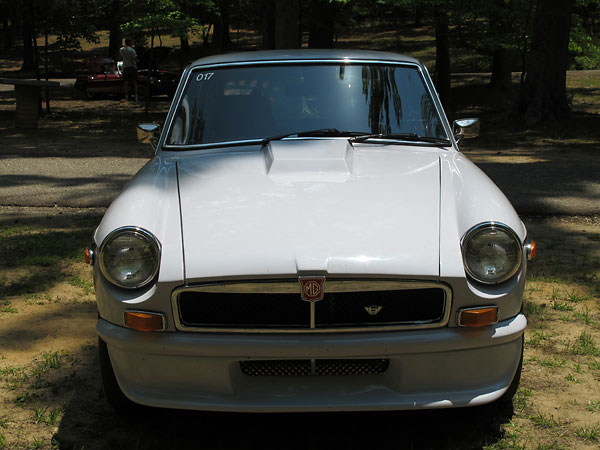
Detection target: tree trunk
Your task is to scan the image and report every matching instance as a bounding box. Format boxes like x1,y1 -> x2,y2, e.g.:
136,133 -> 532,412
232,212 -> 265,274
262,0 -> 275,49
518,0 -> 574,123
180,36 -> 190,52
2,8 -> 16,50
434,6 -> 451,107
414,4 -> 424,27
307,0 -> 335,49
21,10 -> 35,71
490,47 -> 512,90
275,0 -> 300,49
108,0 -> 123,59
212,0 -> 233,50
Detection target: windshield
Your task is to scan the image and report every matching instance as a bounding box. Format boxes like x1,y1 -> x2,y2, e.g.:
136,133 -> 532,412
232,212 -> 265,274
165,62 -> 447,147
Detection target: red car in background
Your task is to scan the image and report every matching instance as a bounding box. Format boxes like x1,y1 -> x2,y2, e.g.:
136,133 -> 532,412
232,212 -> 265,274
75,57 -> 179,100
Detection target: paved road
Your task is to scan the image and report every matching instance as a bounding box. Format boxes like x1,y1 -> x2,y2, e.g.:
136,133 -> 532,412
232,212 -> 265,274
0,154 -> 147,208
0,150 -> 598,215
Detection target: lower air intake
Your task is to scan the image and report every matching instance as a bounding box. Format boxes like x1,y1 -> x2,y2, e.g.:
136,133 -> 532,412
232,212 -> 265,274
239,359 -> 390,376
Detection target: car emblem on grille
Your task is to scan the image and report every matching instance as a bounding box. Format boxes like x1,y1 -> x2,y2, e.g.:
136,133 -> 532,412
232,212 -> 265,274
364,305 -> 383,316
299,276 -> 325,302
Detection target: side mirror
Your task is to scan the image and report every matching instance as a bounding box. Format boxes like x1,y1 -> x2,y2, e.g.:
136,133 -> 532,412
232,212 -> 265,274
452,118 -> 480,146
137,123 -> 160,150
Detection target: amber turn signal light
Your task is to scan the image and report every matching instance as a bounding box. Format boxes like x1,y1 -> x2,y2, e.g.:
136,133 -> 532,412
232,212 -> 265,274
458,306 -> 498,327
526,241 -> 536,260
84,247 -> 94,265
123,311 -> 165,332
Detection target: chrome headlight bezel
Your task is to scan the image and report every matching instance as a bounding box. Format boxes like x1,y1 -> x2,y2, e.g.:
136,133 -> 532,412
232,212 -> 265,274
98,227 -> 161,290
461,222 -> 523,285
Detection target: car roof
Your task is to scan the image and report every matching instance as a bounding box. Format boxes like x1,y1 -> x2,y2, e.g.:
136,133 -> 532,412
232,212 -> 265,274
189,49 -> 422,68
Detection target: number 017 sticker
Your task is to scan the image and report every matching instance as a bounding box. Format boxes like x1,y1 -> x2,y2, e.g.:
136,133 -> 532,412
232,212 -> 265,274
196,72 -> 215,81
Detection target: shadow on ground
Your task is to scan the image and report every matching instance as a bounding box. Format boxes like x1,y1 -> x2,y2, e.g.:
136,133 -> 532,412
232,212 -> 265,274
54,348 -> 514,450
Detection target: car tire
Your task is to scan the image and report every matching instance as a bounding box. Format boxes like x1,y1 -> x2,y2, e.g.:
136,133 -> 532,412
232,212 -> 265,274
137,85 -> 149,101
98,337 -> 140,414
495,336 -> 524,407
84,87 -> 95,99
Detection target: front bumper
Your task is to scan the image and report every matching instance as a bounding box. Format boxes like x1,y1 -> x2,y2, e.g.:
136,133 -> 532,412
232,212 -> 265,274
97,314 -> 526,412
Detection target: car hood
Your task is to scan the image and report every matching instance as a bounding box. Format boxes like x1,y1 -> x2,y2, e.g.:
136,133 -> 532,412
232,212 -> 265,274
177,139 -> 441,281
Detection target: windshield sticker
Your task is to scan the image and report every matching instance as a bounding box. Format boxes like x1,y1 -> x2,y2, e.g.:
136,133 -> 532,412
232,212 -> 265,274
196,72 -> 215,82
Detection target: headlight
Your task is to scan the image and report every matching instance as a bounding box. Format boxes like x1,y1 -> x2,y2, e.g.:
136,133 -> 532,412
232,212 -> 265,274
461,222 -> 522,284
98,227 -> 161,289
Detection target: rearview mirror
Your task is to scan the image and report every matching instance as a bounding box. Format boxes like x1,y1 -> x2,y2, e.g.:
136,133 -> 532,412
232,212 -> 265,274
137,123 -> 160,150
452,118 -> 480,146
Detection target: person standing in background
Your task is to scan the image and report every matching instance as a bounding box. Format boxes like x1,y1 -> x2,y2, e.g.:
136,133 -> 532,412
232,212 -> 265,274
120,39 -> 138,101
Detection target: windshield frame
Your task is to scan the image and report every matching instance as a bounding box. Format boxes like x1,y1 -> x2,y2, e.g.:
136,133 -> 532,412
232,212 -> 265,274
159,58 -> 454,152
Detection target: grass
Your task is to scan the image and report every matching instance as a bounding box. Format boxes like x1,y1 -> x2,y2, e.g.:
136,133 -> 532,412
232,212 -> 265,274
574,306 -> 593,325
575,425 -> 600,441
0,351 -> 76,393
33,405 -> 62,426
0,305 -> 18,313
533,356 -> 568,368
68,276 -> 94,295
530,413 -> 561,429
587,401 -> 600,413
568,332 -> 600,356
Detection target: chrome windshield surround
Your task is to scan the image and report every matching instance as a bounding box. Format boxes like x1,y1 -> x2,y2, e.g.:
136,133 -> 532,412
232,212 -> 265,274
160,59 -> 452,151
171,279 -> 452,333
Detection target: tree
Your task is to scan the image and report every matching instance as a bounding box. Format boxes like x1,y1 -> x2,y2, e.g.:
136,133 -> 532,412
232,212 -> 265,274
569,0 -> 600,69
434,3 -> 451,106
262,0 -> 300,49
107,0 -> 124,59
307,0 -> 336,48
452,0 -> 535,90
518,0 -> 574,123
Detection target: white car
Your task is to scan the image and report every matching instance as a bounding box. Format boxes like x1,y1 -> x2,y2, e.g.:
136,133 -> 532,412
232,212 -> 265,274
87,50 -> 535,413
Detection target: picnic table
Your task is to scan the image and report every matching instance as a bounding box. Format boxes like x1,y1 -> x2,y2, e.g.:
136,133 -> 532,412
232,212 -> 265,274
0,78 -> 60,128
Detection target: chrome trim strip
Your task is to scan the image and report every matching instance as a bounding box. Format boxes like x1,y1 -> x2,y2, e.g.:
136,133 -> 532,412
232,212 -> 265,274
160,59 -> 450,151
171,279 -> 452,334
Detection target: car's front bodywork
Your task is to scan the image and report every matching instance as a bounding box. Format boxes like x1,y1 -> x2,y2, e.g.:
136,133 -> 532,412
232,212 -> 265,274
91,50 -> 530,412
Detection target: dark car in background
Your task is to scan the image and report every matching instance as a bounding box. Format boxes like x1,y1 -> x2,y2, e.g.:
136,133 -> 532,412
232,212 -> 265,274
75,57 -> 179,100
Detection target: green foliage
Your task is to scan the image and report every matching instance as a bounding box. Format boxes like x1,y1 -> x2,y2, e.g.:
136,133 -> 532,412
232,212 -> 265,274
121,0 -> 204,48
570,0 -> 600,69
451,0 -> 534,60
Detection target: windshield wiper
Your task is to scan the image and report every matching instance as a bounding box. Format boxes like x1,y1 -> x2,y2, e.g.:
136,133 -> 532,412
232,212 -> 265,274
350,133 -> 451,147
261,128 -> 369,146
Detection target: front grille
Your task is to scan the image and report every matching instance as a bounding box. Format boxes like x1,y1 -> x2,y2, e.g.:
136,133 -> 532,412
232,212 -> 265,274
240,359 -> 390,376
315,288 -> 443,327
174,280 -> 450,332
178,291 -> 308,328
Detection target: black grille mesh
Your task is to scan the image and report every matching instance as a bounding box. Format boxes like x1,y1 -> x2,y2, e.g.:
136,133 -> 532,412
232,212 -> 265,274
177,287 -> 446,329
239,359 -> 390,377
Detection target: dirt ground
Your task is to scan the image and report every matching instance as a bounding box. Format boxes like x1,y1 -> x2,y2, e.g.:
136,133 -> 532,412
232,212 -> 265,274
0,62 -> 599,450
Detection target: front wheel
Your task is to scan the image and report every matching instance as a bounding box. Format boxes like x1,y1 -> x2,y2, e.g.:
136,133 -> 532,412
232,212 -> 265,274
494,337 -> 524,410
84,87 -> 95,99
137,84 -> 149,101
98,337 -> 140,414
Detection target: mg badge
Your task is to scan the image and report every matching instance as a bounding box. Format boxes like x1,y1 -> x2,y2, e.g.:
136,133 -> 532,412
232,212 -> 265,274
364,305 -> 383,316
299,276 -> 325,302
